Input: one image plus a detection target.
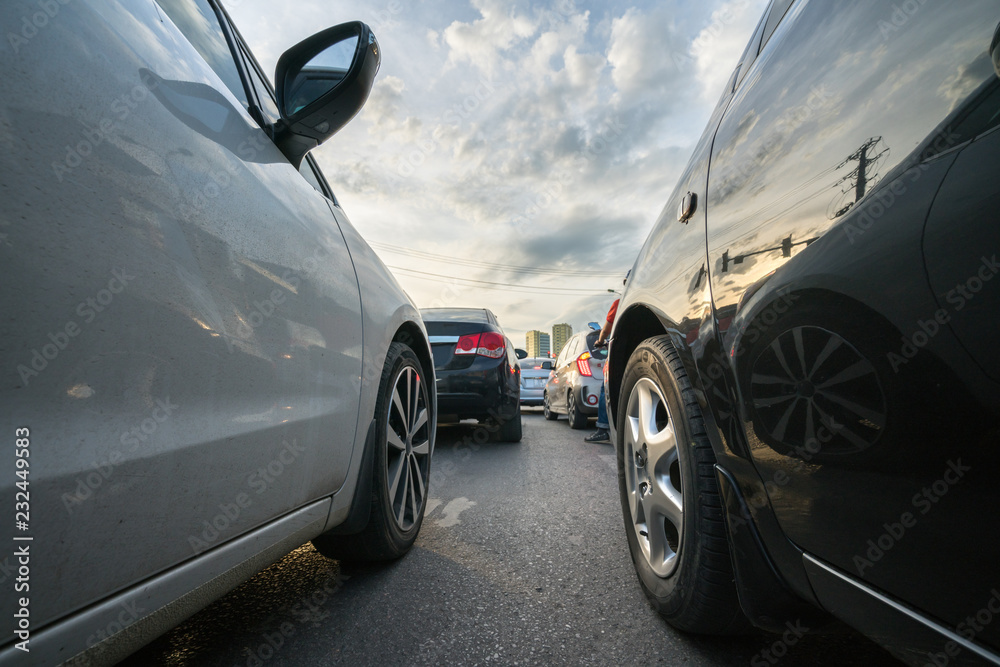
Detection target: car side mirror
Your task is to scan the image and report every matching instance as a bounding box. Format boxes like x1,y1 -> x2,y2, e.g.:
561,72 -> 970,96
273,21 -> 380,167
992,22 -> 1000,79
587,322 -> 601,331
515,348 -> 528,360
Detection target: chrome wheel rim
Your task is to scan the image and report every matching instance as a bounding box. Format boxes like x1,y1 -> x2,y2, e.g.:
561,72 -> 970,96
568,392 -> 576,420
543,394 -> 551,418
386,365 -> 431,531
624,377 -> 683,578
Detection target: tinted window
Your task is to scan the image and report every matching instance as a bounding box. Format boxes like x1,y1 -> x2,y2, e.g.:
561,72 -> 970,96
237,38 -> 281,125
156,0 -> 248,108
761,0 -> 795,51
948,79 -> 1000,144
734,5 -> 771,90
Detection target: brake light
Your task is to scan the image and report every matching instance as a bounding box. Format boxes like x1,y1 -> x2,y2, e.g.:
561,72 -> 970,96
478,331 -> 505,359
577,351 -> 593,377
454,332 -> 505,359
455,334 -> 480,355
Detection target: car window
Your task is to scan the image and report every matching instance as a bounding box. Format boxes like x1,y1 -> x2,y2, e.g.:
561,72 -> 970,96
299,157 -> 327,195
948,80 -> 1000,145
236,37 -> 281,125
761,0 -> 795,52
734,4 -> 771,90
156,0 -> 249,108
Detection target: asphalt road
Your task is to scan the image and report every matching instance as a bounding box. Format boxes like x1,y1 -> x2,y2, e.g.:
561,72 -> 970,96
122,410 -> 900,666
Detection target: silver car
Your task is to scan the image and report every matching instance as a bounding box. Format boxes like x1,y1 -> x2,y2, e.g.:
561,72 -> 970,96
518,357 -> 555,407
543,331 -> 607,428
0,1 -> 434,663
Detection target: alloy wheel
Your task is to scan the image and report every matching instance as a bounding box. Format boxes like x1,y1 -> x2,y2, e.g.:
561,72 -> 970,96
385,365 -> 431,531
624,377 -> 683,578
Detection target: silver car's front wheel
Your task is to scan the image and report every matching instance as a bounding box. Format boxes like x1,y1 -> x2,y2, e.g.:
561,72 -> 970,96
623,377 -> 683,578
385,363 -> 431,532
313,342 -> 432,562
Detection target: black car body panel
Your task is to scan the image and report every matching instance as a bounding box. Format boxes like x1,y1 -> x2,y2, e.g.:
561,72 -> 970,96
607,0 -> 1000,663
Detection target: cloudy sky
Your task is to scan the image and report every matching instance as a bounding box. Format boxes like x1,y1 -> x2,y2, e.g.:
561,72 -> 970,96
226,0 -> 768,347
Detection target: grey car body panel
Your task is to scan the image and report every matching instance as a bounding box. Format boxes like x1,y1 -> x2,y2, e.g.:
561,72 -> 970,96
0,500 -> 330,667
0,0 -> 430,656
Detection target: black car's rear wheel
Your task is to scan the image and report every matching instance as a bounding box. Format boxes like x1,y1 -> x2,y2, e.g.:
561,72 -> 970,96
617,335 -> 747,634
313,342 -> 431,561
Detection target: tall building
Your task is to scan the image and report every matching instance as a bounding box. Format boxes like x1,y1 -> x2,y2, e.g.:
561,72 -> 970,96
552,323 -> 573,358
525,331 -> 550,358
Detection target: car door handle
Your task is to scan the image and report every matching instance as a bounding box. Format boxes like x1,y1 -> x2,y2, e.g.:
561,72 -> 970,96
678,191 -> 697,223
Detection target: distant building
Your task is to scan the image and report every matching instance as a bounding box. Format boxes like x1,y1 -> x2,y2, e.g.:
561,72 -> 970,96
526,331 -> 551,358
552,323 -> 573,358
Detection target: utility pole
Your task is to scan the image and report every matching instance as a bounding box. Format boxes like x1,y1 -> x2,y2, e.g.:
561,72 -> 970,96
832,137 -> 887,218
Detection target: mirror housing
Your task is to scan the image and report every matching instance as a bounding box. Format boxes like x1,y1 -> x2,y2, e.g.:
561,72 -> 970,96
274,21 -> 380,167
515,348 -> 528,360
992,22 -> 1000,79
587,321 -> 601,331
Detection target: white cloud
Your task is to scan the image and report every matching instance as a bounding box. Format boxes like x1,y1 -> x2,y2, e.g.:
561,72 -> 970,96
226,0 -> 768,341
443,0 -> 540,75
692,0 -> 766,104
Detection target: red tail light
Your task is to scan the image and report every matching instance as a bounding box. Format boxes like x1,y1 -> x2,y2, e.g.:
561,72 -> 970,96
455,334 -> 480,355
454,332 -> 505,359
576,351 -> 593,377
478,331 -> 505,359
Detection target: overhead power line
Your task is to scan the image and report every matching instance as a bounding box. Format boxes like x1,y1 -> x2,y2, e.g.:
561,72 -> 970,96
371,242 -> 625,278
386,266 -> 610,295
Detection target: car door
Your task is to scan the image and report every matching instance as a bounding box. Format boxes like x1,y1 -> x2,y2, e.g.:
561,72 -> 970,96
557,337 -> 579,409
0,0 -> 363,630
703,0 -> 1000,645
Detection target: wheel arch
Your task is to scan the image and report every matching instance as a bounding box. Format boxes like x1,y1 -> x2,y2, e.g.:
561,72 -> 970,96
607,304 -> 670,430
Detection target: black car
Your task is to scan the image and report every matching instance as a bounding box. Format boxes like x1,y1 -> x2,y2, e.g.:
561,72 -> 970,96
422,308 -> 522,442
606,1 -> 1000,665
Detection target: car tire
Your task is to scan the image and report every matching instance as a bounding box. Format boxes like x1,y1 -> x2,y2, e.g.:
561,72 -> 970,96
567,390 -> 588,429
492,403 -> 523,442
616,335 -> 747,634
312,342 -> 432,562
543,392 -> 559,420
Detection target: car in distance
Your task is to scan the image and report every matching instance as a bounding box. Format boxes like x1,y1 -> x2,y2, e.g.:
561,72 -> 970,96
421,308 -> 522,442
519,357 -> 555,407
0,1 -> 436,663
544,330 -> 607,429
605,1 -> 1000,664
